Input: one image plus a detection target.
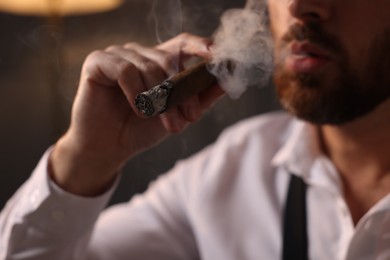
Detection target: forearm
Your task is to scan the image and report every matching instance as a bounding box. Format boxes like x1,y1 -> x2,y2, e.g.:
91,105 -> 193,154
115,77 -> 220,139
0,149 -> 117,260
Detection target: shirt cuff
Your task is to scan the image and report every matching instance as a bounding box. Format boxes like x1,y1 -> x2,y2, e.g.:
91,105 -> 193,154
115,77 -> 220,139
15,147 -> 119,238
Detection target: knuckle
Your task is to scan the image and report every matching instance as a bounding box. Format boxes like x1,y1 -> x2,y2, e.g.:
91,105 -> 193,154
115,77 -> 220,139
86,50 -> 104,62
161,53 -> 177,70
140,60 -> 160,74
118,61 -> 136,77
105,45 -> 121,52
124,42 -> 139,49
178,32 -> 190,41
83,50 -> 106,70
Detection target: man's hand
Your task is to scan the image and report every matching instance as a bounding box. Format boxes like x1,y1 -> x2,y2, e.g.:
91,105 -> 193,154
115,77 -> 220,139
49,33 -> 224,196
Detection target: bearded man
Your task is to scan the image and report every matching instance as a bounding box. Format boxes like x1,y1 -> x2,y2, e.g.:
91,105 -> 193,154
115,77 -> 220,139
1,0 -> 389,259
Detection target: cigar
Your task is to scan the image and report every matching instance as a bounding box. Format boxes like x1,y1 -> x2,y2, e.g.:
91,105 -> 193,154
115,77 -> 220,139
135,60 -> 217,117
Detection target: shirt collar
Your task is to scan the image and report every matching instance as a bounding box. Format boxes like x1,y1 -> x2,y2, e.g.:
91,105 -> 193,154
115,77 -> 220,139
271,116 -> 390,217
271,118 -> 322,180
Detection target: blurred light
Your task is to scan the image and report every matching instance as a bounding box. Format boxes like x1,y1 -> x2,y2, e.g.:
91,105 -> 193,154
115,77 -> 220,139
0,0 -> 122,16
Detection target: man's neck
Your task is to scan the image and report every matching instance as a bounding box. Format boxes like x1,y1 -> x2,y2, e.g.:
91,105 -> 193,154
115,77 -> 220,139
319,99 -> 390,224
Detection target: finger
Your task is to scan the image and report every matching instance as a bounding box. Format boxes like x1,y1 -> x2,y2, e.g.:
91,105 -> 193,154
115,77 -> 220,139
157,33 -> 212,60
114,43 -> 202,125
123,42 -> 179,76
178,95 -> 201,122
198,84 -> 225,111
105,45 -> 167,88
82,50 -> 146,115
160,84 -> 223,132
104,45 -> 193,126
159,107 -> 188,134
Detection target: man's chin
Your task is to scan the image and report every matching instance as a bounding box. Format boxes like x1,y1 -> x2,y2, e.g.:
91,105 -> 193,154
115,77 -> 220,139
275,69 -> 356,125
279,90 -> 387,126
285,107 -> 354,126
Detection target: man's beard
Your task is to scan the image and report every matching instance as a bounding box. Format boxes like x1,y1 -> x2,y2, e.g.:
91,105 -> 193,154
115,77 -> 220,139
274,23 -> 390,125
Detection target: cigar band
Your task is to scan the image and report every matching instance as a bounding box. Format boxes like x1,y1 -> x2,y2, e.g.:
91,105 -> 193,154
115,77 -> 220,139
135,80 -> 174,117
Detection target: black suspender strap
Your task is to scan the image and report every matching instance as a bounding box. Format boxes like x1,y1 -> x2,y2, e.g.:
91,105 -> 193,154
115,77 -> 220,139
282,174 -> 309,260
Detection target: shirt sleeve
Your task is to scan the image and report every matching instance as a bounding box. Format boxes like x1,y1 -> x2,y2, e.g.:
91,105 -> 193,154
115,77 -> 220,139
0,145 -> 207,260
0,148 -> 117,260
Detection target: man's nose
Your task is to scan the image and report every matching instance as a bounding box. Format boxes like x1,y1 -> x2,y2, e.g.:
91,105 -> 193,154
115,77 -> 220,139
288,0 -> 332,22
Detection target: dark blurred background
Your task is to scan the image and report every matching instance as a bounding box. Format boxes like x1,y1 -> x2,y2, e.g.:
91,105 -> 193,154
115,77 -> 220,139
0,0 -> 280,208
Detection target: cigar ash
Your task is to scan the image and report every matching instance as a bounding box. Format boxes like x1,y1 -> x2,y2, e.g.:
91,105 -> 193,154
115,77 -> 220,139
135,81 -> 174,117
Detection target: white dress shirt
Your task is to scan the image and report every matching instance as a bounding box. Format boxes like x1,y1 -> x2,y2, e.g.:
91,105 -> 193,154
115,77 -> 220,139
1,111 -> 389,260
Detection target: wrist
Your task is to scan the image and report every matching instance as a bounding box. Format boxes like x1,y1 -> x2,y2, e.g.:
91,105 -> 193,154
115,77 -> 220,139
49,135 -> 121,197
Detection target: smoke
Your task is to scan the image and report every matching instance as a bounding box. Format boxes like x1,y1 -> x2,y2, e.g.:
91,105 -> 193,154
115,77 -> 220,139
209,1 -> 273,99
151,0 -> 273,99
152,0 -> 183,43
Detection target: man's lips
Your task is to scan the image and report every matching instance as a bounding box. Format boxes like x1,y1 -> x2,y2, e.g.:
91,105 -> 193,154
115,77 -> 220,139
285,41 -> 331,73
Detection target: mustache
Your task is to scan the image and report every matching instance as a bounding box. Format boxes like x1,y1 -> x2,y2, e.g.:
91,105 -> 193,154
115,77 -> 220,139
281,23 -> 343,54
